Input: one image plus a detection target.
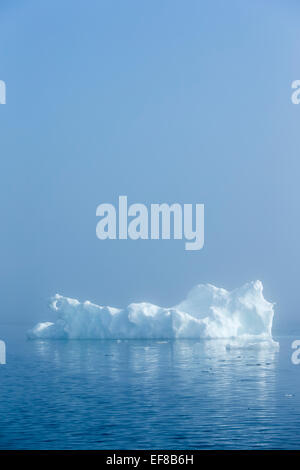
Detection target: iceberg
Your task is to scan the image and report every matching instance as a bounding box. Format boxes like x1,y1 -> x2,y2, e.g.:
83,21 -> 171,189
28,281 -> 277,345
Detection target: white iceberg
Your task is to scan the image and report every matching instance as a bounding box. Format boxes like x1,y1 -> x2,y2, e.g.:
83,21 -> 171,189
28,280 -> 277,344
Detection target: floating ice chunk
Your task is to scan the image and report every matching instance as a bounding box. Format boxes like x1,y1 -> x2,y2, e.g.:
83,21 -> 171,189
28,281 -> 276,343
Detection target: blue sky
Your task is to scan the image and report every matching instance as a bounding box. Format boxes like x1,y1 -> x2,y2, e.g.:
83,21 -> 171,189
1,0 -> 300,332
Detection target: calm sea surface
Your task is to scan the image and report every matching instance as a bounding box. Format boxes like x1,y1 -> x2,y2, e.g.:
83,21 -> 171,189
0,325 -> 300,449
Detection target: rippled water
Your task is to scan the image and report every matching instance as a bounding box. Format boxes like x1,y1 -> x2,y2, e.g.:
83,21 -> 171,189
0,325 -> 300,449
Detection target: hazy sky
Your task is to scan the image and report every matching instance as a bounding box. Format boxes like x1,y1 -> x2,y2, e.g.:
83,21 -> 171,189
1,0 -> 300,332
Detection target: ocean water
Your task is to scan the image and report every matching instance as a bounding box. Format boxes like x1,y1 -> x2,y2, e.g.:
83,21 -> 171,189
0,325 -> 300,449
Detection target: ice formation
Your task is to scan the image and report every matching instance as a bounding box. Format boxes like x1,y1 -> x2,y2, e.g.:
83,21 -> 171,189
28,281 -> 277,345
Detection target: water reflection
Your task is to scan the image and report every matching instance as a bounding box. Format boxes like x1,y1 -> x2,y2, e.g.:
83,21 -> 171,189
30,338 -> 280,447
1,335 -> 289,449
